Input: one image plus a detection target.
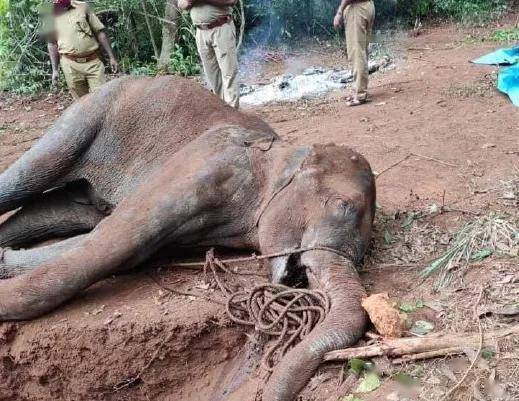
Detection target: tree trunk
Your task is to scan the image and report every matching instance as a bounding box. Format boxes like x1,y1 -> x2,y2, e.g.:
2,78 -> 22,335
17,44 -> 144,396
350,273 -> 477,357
140,0 -> 160,60
158,0 -> 180,71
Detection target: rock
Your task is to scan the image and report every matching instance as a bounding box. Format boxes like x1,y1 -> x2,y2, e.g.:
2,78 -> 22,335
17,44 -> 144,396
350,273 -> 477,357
361,293 -> 407,338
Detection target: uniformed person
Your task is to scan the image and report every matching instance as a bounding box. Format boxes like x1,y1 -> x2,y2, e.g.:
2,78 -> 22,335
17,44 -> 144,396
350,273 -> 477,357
334,0 -> 375,106
178,0 -> 240,109
45,0 -> 118,99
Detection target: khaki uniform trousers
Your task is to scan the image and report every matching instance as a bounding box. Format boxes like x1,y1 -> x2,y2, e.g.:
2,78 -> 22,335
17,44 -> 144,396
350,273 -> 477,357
195,22 -> 239,109
60,56 -> 106,99
344,1 -> 375,101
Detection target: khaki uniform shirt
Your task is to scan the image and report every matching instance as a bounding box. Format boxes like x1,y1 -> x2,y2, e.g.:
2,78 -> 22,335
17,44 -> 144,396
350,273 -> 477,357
51,1 -> 105,55
190,5 -> 232,25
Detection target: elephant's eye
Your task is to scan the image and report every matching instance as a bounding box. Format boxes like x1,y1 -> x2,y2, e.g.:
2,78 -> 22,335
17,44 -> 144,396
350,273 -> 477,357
326,196 -> 352,214
339,200 -> 349,210
333,198 -> 349,212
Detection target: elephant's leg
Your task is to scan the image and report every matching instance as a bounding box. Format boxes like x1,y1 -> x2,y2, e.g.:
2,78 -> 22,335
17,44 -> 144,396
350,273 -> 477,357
0,236 -> 85,279
0,183 -> 106,248
0,92 -> 110,215
0,156 -> 243,320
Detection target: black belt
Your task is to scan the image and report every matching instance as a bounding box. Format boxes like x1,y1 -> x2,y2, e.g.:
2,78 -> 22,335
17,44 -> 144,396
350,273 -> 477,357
195,15 -> 231,30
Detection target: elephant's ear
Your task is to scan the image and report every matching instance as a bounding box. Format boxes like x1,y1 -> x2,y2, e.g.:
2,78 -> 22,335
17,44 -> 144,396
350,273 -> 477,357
255,146 -> 311,226
228,126 -> 278,151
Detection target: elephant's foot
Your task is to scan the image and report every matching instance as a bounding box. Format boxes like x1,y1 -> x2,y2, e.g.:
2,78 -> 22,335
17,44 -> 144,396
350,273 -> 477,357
0,236 -> 86,279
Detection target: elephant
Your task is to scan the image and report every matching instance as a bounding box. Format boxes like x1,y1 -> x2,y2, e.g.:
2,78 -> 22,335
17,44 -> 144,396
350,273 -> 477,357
0,76 -> 376,401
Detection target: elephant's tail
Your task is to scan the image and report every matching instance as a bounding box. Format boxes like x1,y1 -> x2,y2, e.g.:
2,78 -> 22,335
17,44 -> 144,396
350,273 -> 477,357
0,83 -> 118,214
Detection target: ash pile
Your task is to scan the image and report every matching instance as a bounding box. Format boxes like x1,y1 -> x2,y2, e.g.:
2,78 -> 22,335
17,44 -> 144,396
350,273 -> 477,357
241,56 -> 392,106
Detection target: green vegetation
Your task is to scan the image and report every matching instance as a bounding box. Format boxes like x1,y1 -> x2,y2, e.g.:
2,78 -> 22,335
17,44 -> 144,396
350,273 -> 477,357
489,27 -> 519,42
0,0 -> 199,93
0,0 -> 48,93
421,213 -> 518,288
435,0 -> 509,22
375,0 -> 511,25
0,0 -> 514,94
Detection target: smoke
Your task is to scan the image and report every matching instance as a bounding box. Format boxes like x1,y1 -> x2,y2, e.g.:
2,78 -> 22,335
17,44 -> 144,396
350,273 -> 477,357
239,0 -> 339,75
241,0 -> 338,47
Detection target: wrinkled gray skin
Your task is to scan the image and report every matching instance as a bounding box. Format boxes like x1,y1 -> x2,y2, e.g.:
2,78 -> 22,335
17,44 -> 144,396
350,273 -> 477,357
0,76 -> 375,401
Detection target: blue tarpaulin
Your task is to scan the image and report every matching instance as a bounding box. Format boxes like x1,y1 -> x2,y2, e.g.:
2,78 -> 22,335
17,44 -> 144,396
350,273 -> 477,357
472,46 -> 519,106
497,65 -> 519,106
472,47 -> 519,65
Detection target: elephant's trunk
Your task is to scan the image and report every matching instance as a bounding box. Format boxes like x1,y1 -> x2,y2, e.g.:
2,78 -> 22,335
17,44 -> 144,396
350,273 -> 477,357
263,250 -> 367,401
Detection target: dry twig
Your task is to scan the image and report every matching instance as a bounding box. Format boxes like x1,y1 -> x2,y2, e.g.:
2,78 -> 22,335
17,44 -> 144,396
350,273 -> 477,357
438,286 -> 485,401
376,152 -> 457,178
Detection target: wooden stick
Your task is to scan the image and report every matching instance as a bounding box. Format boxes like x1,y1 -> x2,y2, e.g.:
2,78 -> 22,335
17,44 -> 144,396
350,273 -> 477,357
375,154 -> 411,178
376,152 -> 457,179
323,325 -> 519,362
391,347 -> 464,364
411,152 -> 458,168
407,47 -> 433,51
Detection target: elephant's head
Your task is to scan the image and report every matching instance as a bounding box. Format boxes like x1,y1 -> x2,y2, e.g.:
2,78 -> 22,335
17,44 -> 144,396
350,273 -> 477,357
258,144 -> 376,401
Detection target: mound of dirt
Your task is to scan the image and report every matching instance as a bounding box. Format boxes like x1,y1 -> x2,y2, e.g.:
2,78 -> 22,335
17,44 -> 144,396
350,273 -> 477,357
0,270 -> 248,401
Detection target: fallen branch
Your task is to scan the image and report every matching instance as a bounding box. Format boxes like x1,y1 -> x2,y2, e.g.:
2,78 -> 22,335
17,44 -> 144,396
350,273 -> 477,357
323,325 -> 519,363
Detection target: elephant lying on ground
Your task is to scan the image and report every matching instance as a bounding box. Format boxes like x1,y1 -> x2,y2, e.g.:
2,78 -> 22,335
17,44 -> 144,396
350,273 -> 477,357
0,76 -> 375,401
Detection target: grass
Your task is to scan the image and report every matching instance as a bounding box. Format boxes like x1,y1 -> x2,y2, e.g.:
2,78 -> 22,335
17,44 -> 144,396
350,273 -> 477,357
488,27 -> 519,42
421,213 -> 519,288
463,26 -> 519,45
498,173 -> 519,206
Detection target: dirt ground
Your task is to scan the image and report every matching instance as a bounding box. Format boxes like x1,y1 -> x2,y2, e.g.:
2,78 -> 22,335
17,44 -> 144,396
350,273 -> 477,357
0,18 -> 518,401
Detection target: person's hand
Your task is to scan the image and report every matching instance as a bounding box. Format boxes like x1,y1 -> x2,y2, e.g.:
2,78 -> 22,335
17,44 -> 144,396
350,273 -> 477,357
51,70 -> 59,87
109,57 -> 119,74
333,13 -> 343,29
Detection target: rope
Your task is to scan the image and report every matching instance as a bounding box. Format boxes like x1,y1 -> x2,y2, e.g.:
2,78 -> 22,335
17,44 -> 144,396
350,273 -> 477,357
170,245 -> 352,268
119,247 -> 336,389
202,248 -> 331,371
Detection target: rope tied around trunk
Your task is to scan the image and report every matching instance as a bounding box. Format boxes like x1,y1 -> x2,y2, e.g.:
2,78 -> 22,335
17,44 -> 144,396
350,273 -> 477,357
202,249 -> 331,371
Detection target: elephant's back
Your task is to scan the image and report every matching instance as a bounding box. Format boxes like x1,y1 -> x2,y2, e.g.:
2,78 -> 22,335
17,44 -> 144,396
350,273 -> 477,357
72,76 -> 272,204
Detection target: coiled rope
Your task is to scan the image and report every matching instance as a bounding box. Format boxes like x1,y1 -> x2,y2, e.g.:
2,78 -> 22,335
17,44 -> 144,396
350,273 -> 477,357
202,249 -> 331,370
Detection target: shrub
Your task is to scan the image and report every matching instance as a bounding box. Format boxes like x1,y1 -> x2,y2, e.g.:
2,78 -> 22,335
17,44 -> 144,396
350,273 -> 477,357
0,0 -> 49,94
435,0 -> 509,22
0,0 -> 513,95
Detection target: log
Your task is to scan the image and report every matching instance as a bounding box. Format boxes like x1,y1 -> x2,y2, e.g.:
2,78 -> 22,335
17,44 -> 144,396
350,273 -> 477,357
323,325 -> 519,363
